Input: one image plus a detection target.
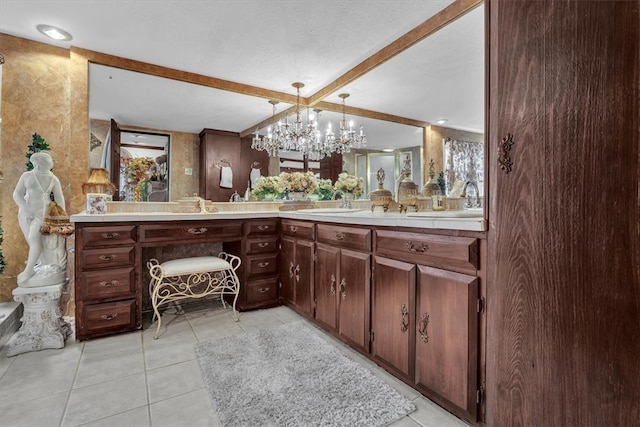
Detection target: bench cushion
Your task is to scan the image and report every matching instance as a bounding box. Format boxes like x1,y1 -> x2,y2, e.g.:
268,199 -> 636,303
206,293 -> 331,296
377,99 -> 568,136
160,256 -> 232,276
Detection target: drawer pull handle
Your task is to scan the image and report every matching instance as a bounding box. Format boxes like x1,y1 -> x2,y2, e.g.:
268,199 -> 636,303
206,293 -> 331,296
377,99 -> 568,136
406,241 -> 429,253
258,287 -> 270,293
334,231 -> 345,241
294,264 -> 301,283
418,312 -> 430,343
99,280 -> 118,287
101,313 -> 118,321
257,225 -> 270,231
340,278 -> 347,300
257,242 -> 270,248
290,225 -> 298,233
99,254 -> 116,261
258,262 -> 270,268
188,227 -> 208,235
401,304 -> 409,333
330,274 -> 336,295
101,232 -> 120,239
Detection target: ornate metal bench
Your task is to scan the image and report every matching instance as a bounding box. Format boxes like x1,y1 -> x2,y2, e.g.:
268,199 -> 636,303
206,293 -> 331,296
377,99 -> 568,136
147,253 -> 241,339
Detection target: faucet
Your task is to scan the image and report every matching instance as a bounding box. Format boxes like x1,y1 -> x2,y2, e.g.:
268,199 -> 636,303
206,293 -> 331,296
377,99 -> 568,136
460,181 -> 481,208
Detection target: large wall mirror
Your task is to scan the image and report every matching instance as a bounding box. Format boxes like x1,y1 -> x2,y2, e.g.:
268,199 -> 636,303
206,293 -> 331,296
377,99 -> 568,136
86,1 -> 484,204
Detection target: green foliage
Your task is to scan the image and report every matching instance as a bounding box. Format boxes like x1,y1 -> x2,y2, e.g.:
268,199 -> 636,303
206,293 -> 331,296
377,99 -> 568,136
25,133 -> 50,170
437,171 -> 447,195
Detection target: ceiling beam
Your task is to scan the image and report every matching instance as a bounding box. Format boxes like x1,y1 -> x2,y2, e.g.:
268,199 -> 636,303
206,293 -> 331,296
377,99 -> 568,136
307,0 -> 483,105
313,101 -> 430,128
73,47 -> 301,105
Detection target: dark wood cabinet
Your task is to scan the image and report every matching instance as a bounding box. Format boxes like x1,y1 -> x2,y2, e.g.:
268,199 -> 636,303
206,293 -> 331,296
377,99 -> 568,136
314,243 -> 339,330
279,220 -> 315,317
415,265 -> 478,422
487,1 -> 640,426
371,256 -> 416,382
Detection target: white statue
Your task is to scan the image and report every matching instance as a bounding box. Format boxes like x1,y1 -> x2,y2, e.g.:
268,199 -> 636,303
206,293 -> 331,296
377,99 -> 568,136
12,151 -> 67,287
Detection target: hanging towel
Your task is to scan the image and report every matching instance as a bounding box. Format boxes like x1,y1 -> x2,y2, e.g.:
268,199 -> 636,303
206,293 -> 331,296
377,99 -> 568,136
220,166 -> 233,188
250,167 -> 262,189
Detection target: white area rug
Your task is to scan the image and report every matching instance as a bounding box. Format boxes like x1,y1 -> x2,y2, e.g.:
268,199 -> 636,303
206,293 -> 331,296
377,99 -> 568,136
194,321 -> 416,427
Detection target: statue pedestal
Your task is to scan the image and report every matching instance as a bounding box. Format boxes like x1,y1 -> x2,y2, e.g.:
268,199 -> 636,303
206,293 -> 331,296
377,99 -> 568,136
7,284 -> 71,357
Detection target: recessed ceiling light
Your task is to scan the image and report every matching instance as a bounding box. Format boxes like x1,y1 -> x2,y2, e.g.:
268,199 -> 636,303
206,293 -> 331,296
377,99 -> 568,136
382,148 -> 394,152
36,24 -> 73,41
435,119 -> 448,125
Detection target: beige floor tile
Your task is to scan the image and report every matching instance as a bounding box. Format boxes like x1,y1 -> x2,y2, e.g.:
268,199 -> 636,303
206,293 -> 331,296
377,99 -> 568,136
74,349 -> 145,389
147,359 -> 204,403
268,305 -> 304,322
142,332 -> 198,371
408,395 -> 469,427
0,359 -> 77,407
0,390 -> 68,427
389,415 -> 424,427
79,405 -> 150,427
189,318 -> 244,341
62,372 -> 148,426
149,388 -> 220,427
81,330 -> 142,359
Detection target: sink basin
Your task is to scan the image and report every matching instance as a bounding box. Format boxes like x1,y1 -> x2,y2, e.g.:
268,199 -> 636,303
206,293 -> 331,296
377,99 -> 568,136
300,208 -> 363,214
406,208 -> 483,218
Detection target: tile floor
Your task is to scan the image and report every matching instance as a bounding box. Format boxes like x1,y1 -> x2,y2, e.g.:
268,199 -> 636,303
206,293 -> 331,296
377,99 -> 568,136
0,301 -> 469,427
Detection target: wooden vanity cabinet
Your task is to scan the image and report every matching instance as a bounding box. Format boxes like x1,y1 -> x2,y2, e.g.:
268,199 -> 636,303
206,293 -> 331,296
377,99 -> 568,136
279,220 -> 315,317
315,224 -> 371,353
75,224 -> 141,340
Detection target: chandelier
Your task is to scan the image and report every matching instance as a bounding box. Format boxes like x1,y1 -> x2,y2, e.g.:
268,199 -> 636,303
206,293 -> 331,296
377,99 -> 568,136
251,83 -> 365,160
323,93 -> 366,154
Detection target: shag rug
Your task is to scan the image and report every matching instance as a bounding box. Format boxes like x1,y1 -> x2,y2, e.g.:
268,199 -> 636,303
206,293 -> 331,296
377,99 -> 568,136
194,321 -> 416,427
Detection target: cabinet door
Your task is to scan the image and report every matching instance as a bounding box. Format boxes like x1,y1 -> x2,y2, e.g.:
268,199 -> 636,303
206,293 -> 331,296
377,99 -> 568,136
337,249 -> 371,353
279,236 -> 296,305
415,265 -> 478,420
371,256 -> 415,381
315,243 -> 339,331
294,239 -> 315,317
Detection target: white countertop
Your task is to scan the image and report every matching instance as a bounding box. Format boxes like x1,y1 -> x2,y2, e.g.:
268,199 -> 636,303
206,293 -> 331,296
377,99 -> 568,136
70,209 -> 486,232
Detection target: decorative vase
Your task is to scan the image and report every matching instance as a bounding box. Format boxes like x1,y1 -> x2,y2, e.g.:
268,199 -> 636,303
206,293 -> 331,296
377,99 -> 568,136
289,191 -> 306,201
341,192 -> 354,209
263,193 -> 277,201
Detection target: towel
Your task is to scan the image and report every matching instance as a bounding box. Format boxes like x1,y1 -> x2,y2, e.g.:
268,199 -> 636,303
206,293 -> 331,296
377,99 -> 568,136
250,167 -> 262,189
220,166 -> 233,188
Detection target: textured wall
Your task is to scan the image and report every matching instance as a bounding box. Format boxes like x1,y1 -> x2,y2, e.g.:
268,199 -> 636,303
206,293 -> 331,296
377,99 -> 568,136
0,34 -> 79,304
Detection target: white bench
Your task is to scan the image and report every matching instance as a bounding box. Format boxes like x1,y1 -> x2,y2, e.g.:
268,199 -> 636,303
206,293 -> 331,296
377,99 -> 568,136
147,253 -> 241,339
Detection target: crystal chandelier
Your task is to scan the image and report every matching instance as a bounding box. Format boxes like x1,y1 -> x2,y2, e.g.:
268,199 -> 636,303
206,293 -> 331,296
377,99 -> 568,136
323,93 -> 366,154
251,100 -> 282,157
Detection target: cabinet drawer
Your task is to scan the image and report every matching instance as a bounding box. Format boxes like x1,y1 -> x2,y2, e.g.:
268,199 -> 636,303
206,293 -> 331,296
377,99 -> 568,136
375,230 -> 478,271
244,277 -> 279,305
81,226 -> 137,248
246,254 -> 278,277
245,219 -> 278,237
317,224 -> 371,252
281,220 -> 315,240
81,246 -> 135,269
140,221 -> 243,243
80,267 -> 136,301
83,300 -> 137,333
246,237 -> 279,255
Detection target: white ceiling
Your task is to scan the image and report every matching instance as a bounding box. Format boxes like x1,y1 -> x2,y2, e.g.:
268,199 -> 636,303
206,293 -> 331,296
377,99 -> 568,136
0,0 -> 485,151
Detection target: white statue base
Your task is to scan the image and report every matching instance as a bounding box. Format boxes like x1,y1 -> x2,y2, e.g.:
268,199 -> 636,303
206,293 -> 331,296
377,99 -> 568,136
7,283 -> 71,357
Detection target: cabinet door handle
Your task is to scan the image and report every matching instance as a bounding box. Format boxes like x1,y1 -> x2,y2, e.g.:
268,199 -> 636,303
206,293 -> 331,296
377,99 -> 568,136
330,274 -> 336,295
257,225 -> 270,231
289,261 -> 295,278
294,264 -> 301,282
418,312 -> 430,343
498,133 -> 515,174
290,225 -> 298,233
99,254 -> 116,261
188,227 -> 208,235
101,313 -> 118,321
258,287 -> 270,293
340,278 -> 347,300
406,241 -> 429,253
99,280 -> 118,287
334,231 -> 345,241
101,232 -> 120,239
257,242 -> 270,248
258,261 -> 270,268
401,304 -> 409,333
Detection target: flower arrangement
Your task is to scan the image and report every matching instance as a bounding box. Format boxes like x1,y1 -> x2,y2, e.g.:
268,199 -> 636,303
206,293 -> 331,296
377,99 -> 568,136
314,179 -> 335,200
121,157 -> 156,201
334,172 -> 364,198
279,171 -> 318,195
252,176 -> 282,200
